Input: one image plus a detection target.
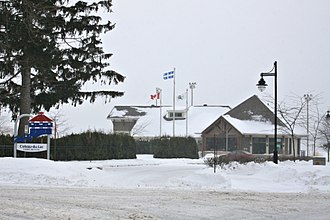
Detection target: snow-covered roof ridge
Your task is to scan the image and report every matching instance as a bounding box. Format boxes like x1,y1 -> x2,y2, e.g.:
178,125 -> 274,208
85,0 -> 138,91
223,114 -> 287,135
225,95 -> 286,127
202,95 -> 302,136
107,106 -> 151,119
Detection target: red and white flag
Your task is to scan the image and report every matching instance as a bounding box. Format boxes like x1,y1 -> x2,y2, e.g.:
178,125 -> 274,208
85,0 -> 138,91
150,92 -> 160,100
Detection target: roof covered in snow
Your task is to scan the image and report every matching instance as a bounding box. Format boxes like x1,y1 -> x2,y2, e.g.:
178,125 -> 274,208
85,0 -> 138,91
107,105 -> 231,137
223,114 -> 286,135
108,106 -> 147,119
226,95 -> 285,126
202,95 -> 306,136
108,95 -> 306,138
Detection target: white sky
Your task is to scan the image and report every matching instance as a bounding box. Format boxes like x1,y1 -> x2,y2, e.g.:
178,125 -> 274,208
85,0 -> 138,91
3,0 -> 330,134
64,0 -> 330,133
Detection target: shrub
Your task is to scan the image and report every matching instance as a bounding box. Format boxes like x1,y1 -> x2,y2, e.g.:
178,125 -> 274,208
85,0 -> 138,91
204,153 -> 315,169
52,131 -> 136,161
153,136 -> 198,159
0,134 -> 13,157
0,132 -> 137,160
204,155 -> 255,169
135,139 -> 154,154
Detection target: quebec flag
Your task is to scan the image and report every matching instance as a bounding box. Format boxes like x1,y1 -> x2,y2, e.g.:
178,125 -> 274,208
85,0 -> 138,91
163,71 -> 174,80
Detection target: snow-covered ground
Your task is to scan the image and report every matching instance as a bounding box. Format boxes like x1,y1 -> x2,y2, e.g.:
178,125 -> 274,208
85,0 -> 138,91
1,154 -> 329,192
1,155 -> 330,219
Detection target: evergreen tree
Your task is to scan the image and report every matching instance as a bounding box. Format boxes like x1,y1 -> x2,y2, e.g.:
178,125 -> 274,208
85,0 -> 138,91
0,0 -> 124,134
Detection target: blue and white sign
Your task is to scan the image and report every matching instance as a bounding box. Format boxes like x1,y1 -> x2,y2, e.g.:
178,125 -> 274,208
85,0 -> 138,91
17,143 -> 47,152
29,122 -> 53,137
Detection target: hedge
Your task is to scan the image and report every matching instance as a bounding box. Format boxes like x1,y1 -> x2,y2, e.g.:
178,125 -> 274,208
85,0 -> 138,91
0,132 -> 136,160
52,131 -> 136,161
152,136 -> 198,159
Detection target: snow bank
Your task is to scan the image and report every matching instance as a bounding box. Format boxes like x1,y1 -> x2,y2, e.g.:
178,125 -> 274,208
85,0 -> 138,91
0,155 -> 329,193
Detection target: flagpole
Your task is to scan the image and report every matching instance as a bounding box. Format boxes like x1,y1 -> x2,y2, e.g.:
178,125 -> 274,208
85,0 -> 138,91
156,88 -> 162,137
160,91 -> 162,137
173,68 -> 176,137
185,88 -> 188,137
155,88 -> 158,106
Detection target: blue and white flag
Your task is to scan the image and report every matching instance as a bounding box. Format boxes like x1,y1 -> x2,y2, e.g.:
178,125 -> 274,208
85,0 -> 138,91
163,71 -> 174,80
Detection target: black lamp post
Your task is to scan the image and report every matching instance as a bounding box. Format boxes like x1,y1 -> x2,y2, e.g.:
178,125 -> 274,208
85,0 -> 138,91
256,61 -> 278,164
0,83 -> 5,91
325,111 -> 330,162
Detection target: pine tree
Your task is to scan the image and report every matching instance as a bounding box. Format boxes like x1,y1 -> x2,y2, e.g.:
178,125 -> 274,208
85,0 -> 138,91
0,0 -> 124,134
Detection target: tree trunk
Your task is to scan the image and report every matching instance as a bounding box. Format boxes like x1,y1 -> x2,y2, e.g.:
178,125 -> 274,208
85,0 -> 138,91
17,2 -> 33,137
18,59 -> 31,137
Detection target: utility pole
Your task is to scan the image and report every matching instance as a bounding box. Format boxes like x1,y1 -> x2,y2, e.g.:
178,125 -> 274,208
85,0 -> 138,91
185,88 -> 188,137
304,94 -> 312,156
189,82 -> 196,106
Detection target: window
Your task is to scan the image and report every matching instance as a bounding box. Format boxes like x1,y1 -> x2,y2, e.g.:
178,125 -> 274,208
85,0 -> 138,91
168,112 -> 183,118
205,136 -> 237,151
252,137 -> 266,154
242,137 -> 251,151
166,110 -> 186,120
269,138 -> 283,154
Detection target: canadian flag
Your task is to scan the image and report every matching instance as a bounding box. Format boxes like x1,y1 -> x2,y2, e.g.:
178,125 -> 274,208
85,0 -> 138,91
150,92 -> 160,100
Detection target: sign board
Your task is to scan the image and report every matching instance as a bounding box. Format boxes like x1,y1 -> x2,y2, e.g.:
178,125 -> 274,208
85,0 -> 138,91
17,143 -> 47,152
29,127 -> 52,137
29,113 -> 53,137
313,157 -> 326,166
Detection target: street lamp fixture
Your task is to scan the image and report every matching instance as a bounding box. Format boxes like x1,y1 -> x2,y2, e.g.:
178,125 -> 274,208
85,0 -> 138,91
257,77 -> 267,92
189,82 -> 196,88
256,61 -> 278,164
0,83 -> 5,91
326,110 -> 330,123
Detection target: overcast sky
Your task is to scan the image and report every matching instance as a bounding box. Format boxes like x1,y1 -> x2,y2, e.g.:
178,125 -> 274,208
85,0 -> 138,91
5,0 -> 330,135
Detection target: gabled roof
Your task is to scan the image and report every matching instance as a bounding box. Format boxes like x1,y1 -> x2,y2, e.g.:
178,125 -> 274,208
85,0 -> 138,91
223,114 -> 286,135
202,95 -> 299,136
225,95 -> 285,127
29,112 -> 53,122
107,106 -> 148,119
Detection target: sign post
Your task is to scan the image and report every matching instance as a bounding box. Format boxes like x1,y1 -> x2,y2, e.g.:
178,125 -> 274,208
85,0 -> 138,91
13,114 -> 32,158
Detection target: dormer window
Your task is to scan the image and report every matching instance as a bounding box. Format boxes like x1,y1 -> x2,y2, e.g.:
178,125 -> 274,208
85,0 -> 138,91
169,112 -> 183,118
165,110 -> 186,120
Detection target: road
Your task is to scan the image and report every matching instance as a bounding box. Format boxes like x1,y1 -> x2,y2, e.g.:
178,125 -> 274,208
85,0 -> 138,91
0,186 -> 329,219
